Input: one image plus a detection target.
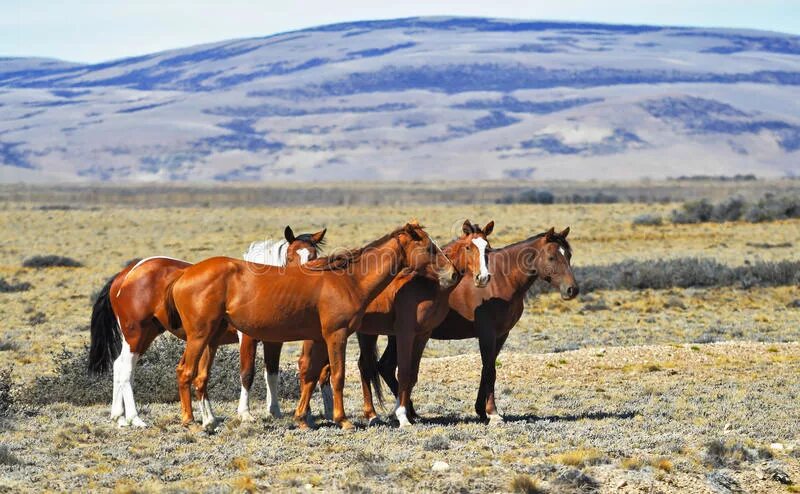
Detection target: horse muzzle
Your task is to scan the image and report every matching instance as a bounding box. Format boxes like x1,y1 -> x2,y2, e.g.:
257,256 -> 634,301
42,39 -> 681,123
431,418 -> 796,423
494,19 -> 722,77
474,272 -> 491,288
560,284 -> 579,300
438,267 -> 459,288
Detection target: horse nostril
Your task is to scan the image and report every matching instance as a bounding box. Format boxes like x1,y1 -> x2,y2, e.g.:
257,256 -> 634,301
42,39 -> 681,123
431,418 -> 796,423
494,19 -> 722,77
567,286 -> 578,297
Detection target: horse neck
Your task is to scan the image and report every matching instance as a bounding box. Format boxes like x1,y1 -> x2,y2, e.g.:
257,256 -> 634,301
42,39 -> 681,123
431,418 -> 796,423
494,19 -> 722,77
494,237 -> 541,294
348,236 -> 405,303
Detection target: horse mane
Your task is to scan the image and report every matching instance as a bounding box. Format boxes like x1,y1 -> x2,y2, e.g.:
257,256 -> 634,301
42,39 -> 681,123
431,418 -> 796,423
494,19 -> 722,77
243,239 -> 288,267
305,224 -> 419,272
498,231 -> 572,256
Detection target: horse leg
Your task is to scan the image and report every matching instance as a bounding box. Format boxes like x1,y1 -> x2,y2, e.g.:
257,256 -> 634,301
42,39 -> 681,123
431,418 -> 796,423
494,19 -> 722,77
237,331 -> 257,421
318,361 -> 333,421
116,321 -> 159,428
192,342 -> 218,430
377,335 -> 399,399
325,329 -> 353,430
474,314 -> 497,423
485,333 -> 509,425
394,321 -> 415,428
357,333 -> 379,425
294,340 -> 326,429
176,322 -> 217,427
406,334 -> 429,423
263,341 -> 283,418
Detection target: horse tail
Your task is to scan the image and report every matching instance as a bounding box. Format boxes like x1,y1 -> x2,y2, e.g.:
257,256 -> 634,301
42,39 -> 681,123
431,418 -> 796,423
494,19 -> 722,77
357,333 -> 384,407
164,276 -> 182,331
88,274 -> 122,375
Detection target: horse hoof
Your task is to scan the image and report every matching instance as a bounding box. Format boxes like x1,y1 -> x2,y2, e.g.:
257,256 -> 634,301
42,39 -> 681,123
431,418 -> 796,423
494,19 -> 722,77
367,416 -> 384,427
267,407 -> 283,419
116,416 -> 130,428
338,419 -> 355,430
238,411 -> 255,422
130,416 -> 147,428
488,414 -> 504,426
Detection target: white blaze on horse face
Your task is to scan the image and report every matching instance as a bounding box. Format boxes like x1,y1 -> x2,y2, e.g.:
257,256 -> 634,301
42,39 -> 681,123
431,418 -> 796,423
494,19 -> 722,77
297,248 -> 310,265
472,237 -> 490,284
558,246 -> 566,257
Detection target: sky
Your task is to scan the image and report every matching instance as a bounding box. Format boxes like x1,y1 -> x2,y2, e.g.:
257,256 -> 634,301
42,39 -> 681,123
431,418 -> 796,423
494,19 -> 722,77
2,1 -> 799,63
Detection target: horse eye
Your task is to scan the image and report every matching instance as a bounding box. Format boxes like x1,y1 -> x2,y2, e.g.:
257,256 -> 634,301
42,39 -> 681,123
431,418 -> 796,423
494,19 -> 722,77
549,256 -> 555,261
466,246 -> 471,251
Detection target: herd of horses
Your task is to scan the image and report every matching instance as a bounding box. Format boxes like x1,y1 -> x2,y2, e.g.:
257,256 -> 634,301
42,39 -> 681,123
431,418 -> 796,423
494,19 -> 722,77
89,220 -> 579,430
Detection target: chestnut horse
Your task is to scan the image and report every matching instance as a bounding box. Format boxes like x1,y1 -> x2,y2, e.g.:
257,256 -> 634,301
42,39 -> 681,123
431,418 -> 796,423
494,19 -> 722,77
89,226 -> 325,427
295,220 -> 494,427
166,222 -> 458,429
376,227 -> 578,423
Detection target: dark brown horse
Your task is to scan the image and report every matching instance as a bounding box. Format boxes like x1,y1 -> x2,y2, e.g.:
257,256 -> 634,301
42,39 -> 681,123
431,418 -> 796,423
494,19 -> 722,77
89,226 -> 324,427
294,220 -> 494,427
166,222 -> 458,429
376,227 -> 578,423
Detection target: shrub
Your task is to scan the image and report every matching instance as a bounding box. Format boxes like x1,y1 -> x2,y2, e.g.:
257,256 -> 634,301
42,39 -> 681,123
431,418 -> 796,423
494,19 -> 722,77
744,194 -> 800,222
0,445 -> 20,466
711,196 -> 747,222
532,258 -> 800,295
496,189 -> 555,204
22,255 -> 83,268
632,214 -> 663,226
0,369 -> 13,418
22,337 -> 300,406
671,193 -> 800,224
0,278 -> 32,293
671,199 -> 713,223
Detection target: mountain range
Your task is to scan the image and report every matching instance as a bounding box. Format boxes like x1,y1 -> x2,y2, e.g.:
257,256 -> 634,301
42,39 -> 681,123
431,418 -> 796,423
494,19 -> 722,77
1,17 -> 799,182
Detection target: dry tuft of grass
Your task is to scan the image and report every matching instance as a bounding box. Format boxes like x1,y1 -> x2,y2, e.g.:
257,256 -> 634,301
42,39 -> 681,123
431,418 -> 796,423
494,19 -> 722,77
552,448 -> 605,468
651,457 -> 674,473
621,457 -> 644,470
510,474 -> 546,494
232,476 -> 257,493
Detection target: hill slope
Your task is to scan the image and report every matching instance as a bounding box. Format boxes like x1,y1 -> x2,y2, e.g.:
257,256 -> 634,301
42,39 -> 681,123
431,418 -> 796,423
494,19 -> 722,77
1,17 -> 800,182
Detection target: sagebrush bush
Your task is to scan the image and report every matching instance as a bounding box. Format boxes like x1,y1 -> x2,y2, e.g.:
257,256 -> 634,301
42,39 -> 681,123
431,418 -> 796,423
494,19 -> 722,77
22,255 -> 83,268
671,193 -> 800,224
671,199 -> 713,223
632,213 -> 663,226
744,194 -> 800,222
23,337 -> 300,406
0,369 -> 13,418
0,278 -> 32,293
496,189 -> 555,204
533,258 -> 800,294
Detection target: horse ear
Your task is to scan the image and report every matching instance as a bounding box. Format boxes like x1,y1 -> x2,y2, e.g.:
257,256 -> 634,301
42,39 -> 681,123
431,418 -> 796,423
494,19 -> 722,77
462,219 -> 473,236
284,225 -> 296,243
311,228 -> 326,244
560,226 -> 570,238
545,227 -> 556,240
483,220 -> 494,236
404,223 -> 422,240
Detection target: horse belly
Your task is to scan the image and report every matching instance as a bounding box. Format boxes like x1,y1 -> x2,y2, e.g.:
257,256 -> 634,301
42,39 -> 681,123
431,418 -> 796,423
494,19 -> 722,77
357,311 -> 394,336
231,310 -> 321,343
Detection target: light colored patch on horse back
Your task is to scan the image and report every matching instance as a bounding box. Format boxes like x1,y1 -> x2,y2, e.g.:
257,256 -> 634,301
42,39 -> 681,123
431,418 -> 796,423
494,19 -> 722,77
243,239 -> 288,266
472,237 -> 490,278
117,255 -> 190,296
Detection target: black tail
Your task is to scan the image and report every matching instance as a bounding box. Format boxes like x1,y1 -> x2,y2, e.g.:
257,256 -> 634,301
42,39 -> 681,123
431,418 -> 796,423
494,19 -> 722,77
357,333 -> 384,406
165,277 -> 182,331
88,274 -> 121,374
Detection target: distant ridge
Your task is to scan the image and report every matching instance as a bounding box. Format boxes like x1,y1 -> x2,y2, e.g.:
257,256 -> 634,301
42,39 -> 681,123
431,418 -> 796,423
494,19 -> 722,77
1,16 -> 799,182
